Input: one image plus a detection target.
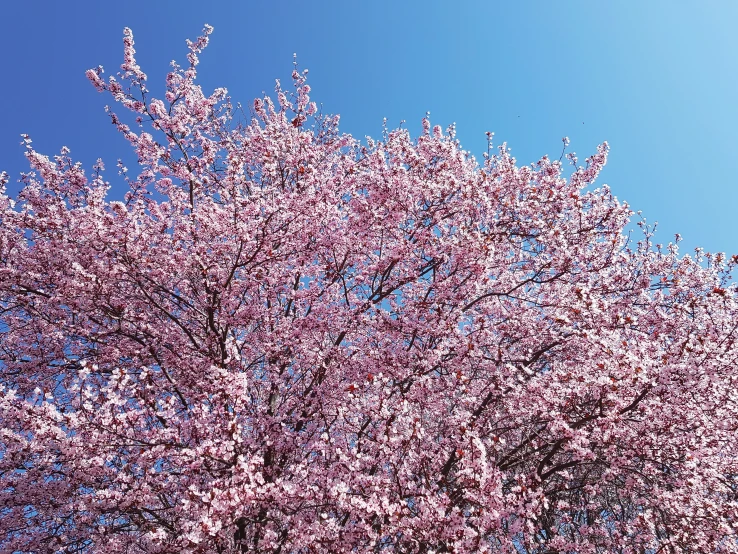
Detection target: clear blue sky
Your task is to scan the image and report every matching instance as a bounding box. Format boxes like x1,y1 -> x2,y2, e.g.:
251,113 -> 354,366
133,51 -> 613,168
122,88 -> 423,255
1,1 -> 736,256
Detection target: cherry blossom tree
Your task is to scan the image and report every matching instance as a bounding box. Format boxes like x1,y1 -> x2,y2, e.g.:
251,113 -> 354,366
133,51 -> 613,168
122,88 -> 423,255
1,26 -> 737,553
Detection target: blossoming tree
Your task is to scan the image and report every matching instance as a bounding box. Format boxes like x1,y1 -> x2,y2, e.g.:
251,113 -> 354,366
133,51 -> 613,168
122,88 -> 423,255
1,26 -> 737,553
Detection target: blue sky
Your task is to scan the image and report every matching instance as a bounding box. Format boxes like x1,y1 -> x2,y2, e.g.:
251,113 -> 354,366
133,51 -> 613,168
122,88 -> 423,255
1,1 -> 736,256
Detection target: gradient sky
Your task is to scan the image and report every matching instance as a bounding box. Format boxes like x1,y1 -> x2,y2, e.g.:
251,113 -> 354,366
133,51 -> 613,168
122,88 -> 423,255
1,1 -> 736,257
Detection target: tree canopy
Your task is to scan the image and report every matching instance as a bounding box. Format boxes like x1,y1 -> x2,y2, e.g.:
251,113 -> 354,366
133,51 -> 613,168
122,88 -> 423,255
1,26 -> 737,553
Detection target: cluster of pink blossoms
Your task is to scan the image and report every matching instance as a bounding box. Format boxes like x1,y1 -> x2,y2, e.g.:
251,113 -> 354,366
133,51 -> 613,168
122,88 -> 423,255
1,26 -> 737,553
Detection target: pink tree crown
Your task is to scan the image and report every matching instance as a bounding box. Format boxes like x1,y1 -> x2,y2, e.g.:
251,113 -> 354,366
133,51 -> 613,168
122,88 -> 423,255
1,26 -> 737,553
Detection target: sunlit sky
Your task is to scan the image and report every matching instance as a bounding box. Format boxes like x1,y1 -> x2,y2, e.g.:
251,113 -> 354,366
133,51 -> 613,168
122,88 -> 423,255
1,1 -> 736,256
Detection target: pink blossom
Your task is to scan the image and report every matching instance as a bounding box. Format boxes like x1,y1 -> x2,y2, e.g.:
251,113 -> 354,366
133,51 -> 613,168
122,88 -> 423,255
1,26 -> 737,554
